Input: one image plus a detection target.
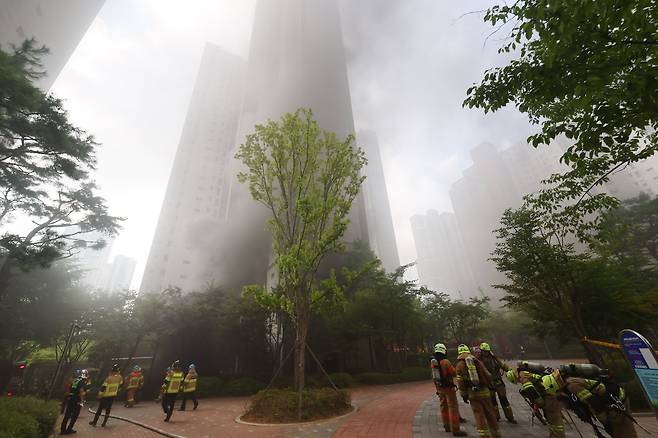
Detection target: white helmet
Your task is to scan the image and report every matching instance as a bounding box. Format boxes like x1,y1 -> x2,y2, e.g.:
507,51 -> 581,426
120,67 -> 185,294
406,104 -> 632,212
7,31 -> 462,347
80,369 -> 89,379
434,343 -> 447,354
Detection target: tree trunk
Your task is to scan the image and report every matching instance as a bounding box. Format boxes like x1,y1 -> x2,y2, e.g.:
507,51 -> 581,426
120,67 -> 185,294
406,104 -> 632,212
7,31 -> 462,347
293,317 -> 307,392
123,334 -> 143,374
571,305 -> 604,366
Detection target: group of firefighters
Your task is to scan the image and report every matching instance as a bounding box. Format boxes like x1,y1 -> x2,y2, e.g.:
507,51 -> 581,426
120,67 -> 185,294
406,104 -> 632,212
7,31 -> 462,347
431,342 -> 640,438
59,360 -> 198,435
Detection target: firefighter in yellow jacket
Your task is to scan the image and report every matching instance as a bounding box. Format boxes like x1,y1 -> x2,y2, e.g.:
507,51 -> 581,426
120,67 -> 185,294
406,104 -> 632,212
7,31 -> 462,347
162,360 -> 184,422
179,363 -> 199,411
479,342 -> 516,423
124,365 -> 144,407
506,368 -> 565,438
455,344 -> 501,438
90,364 -> 123,427
543,369 -> 637,438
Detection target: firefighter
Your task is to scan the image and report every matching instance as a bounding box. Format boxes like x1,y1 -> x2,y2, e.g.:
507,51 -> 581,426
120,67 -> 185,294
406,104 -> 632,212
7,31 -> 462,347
179,363 -> 199,411
162,360 -> 184,422
479,342 -> 516,423
543,369 -> 638,438
89,364 -> 123,427
431,343 -> 467,436
60,369 -> 89,435
124,365 -> 144,407
455,344 -> 501,438
506,368 -> 565,438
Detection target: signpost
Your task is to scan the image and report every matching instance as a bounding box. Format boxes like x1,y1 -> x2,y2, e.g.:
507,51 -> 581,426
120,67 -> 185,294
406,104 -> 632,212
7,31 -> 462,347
619,329 -> 658,419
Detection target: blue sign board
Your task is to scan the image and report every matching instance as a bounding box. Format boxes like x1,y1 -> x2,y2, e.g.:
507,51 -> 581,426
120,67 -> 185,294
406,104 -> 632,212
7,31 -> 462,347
619,329 -> 658,417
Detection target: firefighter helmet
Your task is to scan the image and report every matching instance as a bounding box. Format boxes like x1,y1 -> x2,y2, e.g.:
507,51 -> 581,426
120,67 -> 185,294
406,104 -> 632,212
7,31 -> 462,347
434,343 -> 447,354
506,369 -> 518,384
112,363 -> 120,372
457,344 -> 470,355
479,342 -> 491,352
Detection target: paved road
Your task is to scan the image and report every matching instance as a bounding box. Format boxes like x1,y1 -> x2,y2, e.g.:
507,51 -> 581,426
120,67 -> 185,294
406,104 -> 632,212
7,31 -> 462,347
56,379 -> 656,438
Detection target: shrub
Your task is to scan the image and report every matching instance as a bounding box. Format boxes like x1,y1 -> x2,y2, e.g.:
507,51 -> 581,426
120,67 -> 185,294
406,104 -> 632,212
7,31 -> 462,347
243,388 -> 351,423
0,396 -> 58,438
196,376 -> 225,398
225,377 -> 266,396
196,376 -> 266,398
0,410 -> 40,438
327,372 -> 357,389
399,367 -> 430,382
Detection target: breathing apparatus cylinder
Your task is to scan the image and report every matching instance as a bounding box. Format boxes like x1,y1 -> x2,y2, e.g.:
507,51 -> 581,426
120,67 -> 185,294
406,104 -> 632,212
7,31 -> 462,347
465,356 -> 480,387
517,361 -> 549,375
559,363 -> 608,379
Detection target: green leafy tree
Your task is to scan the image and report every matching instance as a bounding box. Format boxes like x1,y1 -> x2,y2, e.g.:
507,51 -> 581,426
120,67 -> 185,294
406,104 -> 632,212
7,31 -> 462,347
492,203 -> 658,363
422,292 -> 490,345
464,1 -> 658,197
236,108 -> 366,392
0,40 -> 121,295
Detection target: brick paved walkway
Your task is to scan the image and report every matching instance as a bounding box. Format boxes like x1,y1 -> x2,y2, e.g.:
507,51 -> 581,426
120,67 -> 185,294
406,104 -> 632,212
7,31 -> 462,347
55,382 -> 430,438
54,379 -> 657,438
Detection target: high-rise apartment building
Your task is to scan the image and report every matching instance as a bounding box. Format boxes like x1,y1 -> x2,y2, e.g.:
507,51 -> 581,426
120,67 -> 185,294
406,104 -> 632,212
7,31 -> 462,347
0,0 -> 104,90
410,210 -> 477,300
140,44 -> 246,293
142,0 -> 371,293
220,0 -> 369,290
448,143 -> 521,301
103,255 -> 136,292
359,131 -> 399,272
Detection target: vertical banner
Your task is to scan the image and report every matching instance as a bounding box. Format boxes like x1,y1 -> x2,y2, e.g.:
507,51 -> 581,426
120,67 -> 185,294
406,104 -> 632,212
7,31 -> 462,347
619,329 -> 658,418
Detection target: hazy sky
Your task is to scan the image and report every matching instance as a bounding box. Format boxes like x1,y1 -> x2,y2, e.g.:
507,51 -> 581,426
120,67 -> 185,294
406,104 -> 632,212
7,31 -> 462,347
51,0 -> 533,288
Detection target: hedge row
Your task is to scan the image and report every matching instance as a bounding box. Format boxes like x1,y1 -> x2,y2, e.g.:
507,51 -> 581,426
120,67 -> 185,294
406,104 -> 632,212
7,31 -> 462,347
196,367 -> 430,398
0,397 -> 59,438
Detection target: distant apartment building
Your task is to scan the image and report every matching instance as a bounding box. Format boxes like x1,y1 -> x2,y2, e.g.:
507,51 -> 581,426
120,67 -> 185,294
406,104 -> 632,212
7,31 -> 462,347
0,0 -> 104,90
140,44 -> 246,293
103,254 -> 136,292
72,231 -> 114,290
359,131 -> 400,272
410,210 -> 477,300
448,143 -> 522,301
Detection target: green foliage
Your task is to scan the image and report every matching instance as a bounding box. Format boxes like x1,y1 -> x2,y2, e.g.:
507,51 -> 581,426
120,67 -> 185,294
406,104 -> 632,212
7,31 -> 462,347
236,108 -> 366,317
325,372 -> 357,389
0,396 -> 59,438
0,410 -> 39,438
0,261 -> 87,361
196,376 -> 266,398
244,388 -> 351,423
492,195 -> 658,345
465,0 -> 658,196
236,108 -> 366,389
0,39 -> 121,289
422,292 -> 490,344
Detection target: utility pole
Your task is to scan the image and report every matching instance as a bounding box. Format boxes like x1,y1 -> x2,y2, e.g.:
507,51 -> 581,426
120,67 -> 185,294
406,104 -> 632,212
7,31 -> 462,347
47,321 -> 79,399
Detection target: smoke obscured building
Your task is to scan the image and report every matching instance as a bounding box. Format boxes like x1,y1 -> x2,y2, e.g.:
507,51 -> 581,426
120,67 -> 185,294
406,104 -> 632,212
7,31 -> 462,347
359,131 -> 399,272
140,44 -> 246,293
0,0 -> 104,90
410,210 -> 477,300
